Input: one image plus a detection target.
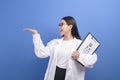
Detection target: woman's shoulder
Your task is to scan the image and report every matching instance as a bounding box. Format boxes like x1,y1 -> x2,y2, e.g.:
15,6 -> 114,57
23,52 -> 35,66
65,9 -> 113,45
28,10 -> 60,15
47,38 -> 62,45
74,38 -> 82,43
74,38 -> 82,48
51,38 -> 62,42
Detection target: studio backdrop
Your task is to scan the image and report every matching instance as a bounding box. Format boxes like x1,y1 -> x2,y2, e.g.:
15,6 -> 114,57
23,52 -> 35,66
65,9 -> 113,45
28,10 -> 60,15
0,0 -> 120,80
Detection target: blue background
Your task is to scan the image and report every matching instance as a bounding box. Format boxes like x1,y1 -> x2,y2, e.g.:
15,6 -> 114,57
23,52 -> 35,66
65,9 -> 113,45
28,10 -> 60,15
0,0 -> 120,80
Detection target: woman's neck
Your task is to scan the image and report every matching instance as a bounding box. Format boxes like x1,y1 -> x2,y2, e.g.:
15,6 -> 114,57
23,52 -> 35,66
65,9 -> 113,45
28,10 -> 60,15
63,35 -> 74,41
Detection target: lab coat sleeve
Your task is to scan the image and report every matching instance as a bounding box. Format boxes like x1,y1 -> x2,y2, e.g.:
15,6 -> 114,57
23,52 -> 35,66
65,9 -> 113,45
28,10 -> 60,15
32,34 -> 56,58
77,53 -> 97,68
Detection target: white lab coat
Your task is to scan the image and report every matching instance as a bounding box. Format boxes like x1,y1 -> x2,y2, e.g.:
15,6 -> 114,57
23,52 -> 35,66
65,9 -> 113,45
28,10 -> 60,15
33,34 -> 97,80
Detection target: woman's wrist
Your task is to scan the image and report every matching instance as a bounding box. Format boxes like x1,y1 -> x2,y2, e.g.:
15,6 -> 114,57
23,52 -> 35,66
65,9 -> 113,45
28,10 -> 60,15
33,31 -> 39,34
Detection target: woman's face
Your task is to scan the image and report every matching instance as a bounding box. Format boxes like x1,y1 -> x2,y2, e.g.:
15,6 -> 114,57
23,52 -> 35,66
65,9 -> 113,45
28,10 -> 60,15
59,20 -> 72,36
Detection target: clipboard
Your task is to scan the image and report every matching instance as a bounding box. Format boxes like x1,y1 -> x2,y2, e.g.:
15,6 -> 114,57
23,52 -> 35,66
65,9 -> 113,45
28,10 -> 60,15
77,32 -> 100,55
76,32 -> 100,66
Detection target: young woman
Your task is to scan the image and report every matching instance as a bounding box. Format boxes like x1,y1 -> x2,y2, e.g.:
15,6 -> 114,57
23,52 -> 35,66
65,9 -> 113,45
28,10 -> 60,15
24,16 -> 97,80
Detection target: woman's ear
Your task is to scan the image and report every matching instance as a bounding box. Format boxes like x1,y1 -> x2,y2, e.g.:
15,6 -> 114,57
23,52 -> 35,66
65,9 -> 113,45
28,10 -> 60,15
69,25 -> 73,30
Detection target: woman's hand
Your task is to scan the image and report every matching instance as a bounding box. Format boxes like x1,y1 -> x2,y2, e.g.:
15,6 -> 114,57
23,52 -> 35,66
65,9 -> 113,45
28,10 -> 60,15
71,51 -> 80,59
23,28 -> 39,34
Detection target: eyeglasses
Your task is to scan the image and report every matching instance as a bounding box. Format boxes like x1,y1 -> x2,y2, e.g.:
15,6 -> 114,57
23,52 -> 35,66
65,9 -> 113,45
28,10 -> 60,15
59,22 -> 68,27
58,23 -> 64,27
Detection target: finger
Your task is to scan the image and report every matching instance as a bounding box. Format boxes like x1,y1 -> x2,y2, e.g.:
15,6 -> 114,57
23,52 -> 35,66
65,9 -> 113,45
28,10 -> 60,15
74,53 -> 78,58
71,55 -> 75,59
72,53 -> 76,59
23,28 -> 34,33
23,28 -> 31,31
74,53 -> 79,59
23,28 -> 29,31
71,54 -> 74,58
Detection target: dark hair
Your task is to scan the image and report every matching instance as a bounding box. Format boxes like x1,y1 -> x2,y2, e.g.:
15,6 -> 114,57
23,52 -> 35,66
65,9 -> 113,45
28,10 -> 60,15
62,16 -> 81,40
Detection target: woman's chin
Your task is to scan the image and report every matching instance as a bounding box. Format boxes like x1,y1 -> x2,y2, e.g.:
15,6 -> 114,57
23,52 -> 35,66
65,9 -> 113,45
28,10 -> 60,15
60,34 -> 64,36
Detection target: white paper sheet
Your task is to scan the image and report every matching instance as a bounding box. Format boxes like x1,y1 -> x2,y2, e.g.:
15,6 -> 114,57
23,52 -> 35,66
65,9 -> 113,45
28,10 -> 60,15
77,33 -> 100,55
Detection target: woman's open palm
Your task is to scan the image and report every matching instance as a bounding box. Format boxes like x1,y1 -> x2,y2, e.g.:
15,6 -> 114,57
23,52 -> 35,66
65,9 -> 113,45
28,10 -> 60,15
23,28 -> 38,34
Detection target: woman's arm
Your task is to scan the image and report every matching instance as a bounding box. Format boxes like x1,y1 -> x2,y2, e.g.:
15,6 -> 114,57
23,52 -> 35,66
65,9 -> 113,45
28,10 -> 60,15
78,53 -> 97,68
33,34 -> 51,58
72,51 -> 97,68
24,28 -> 51,58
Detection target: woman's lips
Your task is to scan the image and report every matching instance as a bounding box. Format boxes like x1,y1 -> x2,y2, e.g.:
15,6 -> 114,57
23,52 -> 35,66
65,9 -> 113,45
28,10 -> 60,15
60,29 -> 63,32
